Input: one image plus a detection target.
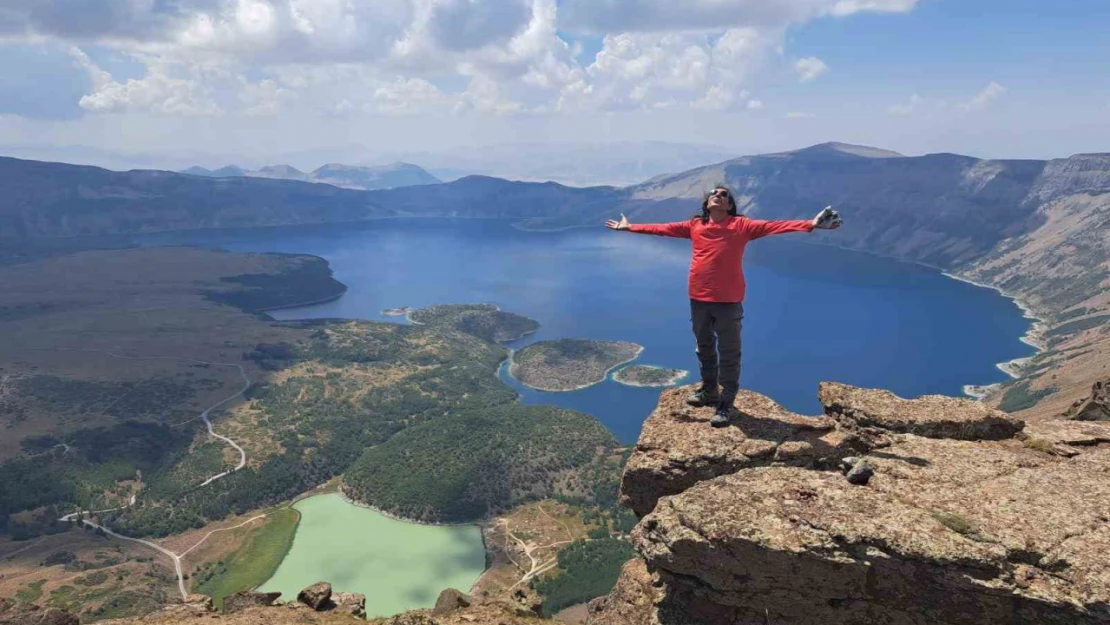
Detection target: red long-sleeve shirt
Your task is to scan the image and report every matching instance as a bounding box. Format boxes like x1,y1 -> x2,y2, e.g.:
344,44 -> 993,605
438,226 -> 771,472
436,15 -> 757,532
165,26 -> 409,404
629,215 -> 814,303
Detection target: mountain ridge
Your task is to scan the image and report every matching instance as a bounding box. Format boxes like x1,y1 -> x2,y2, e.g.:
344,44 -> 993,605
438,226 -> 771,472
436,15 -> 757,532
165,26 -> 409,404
2,142 -> 1107,420
179,161 -> 441,190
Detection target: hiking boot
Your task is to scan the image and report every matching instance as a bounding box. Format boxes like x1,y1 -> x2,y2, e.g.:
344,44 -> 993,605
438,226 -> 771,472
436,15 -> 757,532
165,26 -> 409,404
710,403 -> 732,428
686,386 -> 719,407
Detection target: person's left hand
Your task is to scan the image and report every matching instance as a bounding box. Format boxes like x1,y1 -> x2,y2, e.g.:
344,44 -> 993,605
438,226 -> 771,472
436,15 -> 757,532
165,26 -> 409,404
812,206 -> 843,230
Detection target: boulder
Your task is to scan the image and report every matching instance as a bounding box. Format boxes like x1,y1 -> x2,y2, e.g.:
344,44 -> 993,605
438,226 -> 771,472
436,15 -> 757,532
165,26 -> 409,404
844,458 -> 874,485
332,592 -> 366,618
297,581 -> 332,611
222,590 -> 282,614
820,381 -> 1025,440
1065,378 -> 1110,421
432,588 -> 472,615
621,386 -> 861,516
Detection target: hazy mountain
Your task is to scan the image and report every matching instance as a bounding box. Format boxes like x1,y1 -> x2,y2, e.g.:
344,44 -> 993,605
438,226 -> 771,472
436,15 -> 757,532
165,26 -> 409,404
384,141 -> 738,186
178,161 -> 440,190
309,162 -> 441,190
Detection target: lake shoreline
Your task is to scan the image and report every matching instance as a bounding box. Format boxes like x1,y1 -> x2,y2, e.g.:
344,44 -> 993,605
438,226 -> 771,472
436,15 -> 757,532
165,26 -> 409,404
611,365 -> 689,388
506,344 -> 645,393
942,271 -> 1047,398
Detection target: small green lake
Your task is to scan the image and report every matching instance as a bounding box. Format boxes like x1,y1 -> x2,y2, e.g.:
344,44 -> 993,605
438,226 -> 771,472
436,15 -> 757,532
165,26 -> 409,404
259,493 -> 486,618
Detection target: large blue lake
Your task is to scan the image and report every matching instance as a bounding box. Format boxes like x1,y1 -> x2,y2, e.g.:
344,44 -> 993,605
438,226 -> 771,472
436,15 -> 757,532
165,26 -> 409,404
143,219 -> 1033,444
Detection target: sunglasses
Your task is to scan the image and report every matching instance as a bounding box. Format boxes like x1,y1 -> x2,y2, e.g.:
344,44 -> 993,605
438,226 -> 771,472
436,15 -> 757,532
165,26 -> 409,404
710,188 -> 732,200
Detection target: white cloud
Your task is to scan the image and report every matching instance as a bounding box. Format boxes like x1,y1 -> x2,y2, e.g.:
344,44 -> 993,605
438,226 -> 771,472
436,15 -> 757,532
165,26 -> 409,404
75,53 -> 221,116
747,99 -> 765,110
374,78 -> 451,115
785,111 -> 813,118
959,82 -> 1006,111
888,93 -> 921,116
558,0 -> 920,33
794,56 -> 829,82
2,0 -> 923,119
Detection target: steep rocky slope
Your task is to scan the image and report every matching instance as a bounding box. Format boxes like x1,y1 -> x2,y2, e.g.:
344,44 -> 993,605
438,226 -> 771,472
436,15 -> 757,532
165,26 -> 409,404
587,384 -> 1110,624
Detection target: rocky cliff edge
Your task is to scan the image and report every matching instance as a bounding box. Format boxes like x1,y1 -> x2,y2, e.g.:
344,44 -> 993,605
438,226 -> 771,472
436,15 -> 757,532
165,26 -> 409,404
588,383 -> 1110,625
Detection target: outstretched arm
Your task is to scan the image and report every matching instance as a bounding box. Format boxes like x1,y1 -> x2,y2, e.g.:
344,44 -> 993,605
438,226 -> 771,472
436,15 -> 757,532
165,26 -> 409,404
606,214 -> 692,239
747,206 -> 842,239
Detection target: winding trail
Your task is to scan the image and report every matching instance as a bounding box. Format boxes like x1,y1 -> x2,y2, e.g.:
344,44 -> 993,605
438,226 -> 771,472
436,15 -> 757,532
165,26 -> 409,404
30,347 -> 257,601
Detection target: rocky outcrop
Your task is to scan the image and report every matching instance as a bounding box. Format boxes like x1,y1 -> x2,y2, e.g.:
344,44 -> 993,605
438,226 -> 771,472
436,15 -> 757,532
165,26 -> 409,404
432,589 -> 472,615
332,593 -> 366,619
221,591 -> 283,614
298,582 -> 333,610
1066,378 -> 1110,421
588,383 -> 1110,625
620,388 -> 863,517
819,381 -> 1024,440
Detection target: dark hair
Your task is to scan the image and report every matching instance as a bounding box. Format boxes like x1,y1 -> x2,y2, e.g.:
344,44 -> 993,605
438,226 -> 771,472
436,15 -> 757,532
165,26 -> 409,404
692,185 -> 738,223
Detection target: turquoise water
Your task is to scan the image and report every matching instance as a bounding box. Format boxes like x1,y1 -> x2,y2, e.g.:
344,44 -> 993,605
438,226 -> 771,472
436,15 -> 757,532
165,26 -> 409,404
143,218 -> 1033,443
259,494 -> 485,618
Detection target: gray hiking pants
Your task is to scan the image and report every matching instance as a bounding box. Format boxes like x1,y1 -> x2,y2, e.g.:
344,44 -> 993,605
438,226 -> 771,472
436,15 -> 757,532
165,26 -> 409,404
690,300 -> 744,402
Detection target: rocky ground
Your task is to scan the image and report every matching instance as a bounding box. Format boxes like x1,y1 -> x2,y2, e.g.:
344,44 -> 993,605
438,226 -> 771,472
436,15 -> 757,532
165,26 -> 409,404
587,382 -> 1110,625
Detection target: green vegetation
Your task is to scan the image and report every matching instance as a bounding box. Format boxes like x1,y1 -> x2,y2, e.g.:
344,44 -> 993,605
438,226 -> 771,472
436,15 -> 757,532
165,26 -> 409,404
511,339 -> 643,391
532,538 -> 636,616
83,589 -> 166,622
193,507 -> 300,608
612,365 -> 687,387
998,381 -> 1057,413
99,321 -> 519,537
203,255 -> 347,313
343,404 -> 617,523
16,579 -> 46,603
933,512 -> 977,536
409,303 -> 540,343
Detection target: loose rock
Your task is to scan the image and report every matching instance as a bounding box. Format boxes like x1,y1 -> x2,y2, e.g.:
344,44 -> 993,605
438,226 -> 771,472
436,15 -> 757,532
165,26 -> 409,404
297,581 -> 332,611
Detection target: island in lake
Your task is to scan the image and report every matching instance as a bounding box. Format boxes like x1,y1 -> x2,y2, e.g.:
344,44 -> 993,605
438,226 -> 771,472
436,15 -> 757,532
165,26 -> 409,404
612,365 -> 688,387
407,303 -> 540,343
510,338 -> 644,392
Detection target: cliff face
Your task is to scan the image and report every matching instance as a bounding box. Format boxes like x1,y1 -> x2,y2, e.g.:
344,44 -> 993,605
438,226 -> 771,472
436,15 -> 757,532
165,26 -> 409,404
587,384 -> 1110,625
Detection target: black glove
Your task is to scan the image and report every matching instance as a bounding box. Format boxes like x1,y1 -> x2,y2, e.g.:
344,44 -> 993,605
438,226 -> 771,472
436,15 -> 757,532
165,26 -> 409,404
813,206 -> 843,230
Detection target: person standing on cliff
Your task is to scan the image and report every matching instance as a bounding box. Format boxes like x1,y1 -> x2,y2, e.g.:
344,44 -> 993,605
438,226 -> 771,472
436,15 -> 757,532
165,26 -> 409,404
606,186 -> 842,427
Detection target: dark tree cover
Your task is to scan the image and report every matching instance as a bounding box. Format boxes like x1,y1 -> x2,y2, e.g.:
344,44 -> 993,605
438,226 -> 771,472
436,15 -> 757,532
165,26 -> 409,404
342,404 -> 617,523
532,538 -> 636,615
409,303 -> 540,343
203,255 -> 347,313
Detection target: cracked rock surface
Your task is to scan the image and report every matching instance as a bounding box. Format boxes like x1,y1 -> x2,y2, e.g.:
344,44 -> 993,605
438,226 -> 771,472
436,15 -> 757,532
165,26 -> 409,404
590,383 -> 1110,625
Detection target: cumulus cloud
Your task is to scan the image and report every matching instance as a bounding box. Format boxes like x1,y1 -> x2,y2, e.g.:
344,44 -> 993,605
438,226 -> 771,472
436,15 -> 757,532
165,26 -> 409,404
0,0 -> 923,119
794,56 -> 829,82
959,82 -> 1006,111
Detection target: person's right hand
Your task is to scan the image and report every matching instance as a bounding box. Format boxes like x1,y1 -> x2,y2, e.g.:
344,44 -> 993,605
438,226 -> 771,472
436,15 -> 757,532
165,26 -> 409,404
606,214 -> 631,231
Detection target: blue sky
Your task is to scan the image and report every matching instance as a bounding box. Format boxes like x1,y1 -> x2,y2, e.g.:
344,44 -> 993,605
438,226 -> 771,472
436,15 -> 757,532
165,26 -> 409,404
0,0 -> 1106,169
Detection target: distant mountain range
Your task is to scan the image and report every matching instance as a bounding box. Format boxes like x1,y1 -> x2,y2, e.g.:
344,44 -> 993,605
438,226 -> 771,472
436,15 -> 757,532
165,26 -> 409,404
180,161 -> 441,191
1,139 -> 1107,423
